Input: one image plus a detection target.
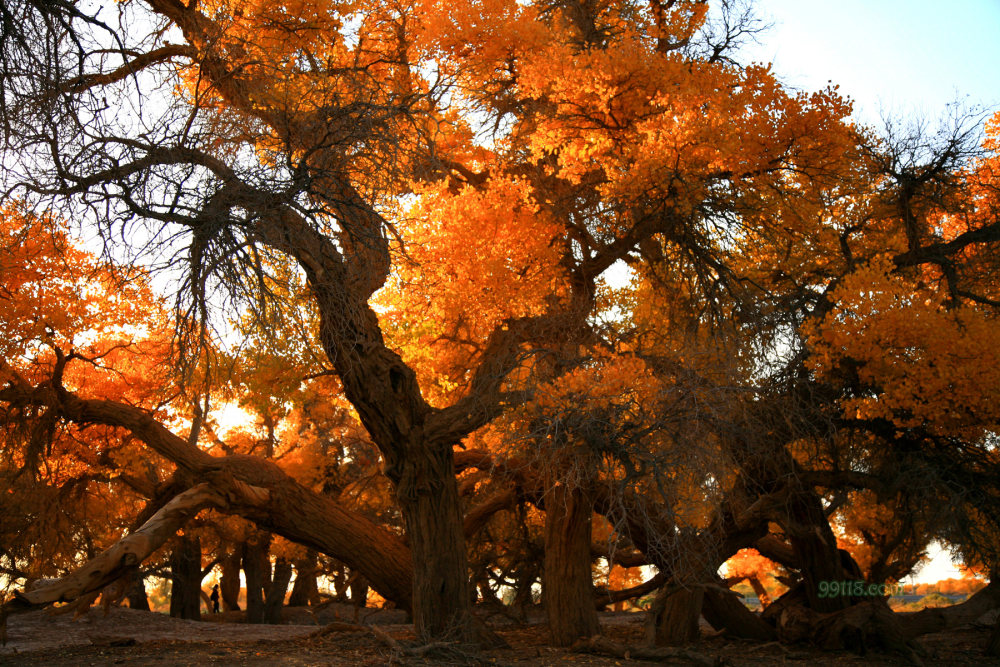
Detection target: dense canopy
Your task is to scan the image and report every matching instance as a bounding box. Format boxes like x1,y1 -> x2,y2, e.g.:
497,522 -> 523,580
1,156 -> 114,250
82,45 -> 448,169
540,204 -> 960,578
2,0 -> 1000,659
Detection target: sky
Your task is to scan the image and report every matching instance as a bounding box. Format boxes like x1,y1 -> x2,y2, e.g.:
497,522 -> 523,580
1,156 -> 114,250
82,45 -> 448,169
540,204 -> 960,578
740,0 -> 1000,127
738,0 -> 1000,584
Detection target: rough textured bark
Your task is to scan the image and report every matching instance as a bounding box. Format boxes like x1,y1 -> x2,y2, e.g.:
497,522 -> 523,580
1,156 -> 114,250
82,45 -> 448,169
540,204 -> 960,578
264,558 -> 293,624
763,600 -> 925,662
219,550 -> 242,611
701,586 -> 776,641
243,538 -> 270,624
811,602 -> 921,660
349,574 -> 369,608
649,585 -> 704,646
288,552 -> 320,607
786,502 -> 854,614
249,176 -> 487,643
544,483 -> 600,647
127,575 -> 150,611
393,441 -> 476,641
169,534 -> 203,621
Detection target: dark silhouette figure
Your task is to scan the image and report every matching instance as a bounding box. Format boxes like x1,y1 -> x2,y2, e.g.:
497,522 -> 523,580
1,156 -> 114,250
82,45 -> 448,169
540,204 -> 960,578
210,584 -> 221,613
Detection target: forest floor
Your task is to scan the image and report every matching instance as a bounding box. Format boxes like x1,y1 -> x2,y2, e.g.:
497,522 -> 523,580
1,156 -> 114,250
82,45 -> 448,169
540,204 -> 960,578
1,603 -> 998,666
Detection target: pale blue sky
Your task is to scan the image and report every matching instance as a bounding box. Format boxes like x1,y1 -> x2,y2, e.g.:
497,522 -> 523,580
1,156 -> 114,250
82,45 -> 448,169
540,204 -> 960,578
741,0 -> 1000,126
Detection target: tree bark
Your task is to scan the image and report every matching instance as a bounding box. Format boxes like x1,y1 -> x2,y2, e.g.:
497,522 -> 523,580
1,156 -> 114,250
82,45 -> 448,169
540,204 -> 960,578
264,558 -> 293,624
169,534 -> 203,620
220,549 -> 242,611
649,585 -> 704,646
288,552 -> 320,607
544,483 -> 600,646
899,578 -> 1000,639
242,537 -> 271,624
391,438 -> 486,642
127,575 -> 150,611
701,586 -> 775,641
349,573 -> 369,608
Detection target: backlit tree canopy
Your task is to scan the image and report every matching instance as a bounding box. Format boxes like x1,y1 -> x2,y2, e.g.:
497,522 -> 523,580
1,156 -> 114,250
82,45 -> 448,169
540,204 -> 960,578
2,0 -> 1000,658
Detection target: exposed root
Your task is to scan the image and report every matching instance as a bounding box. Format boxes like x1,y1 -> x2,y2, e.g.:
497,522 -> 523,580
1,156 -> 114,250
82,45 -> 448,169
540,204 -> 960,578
571,634 -> 722,665
307,621 -> 369,639
773,601 -> 927,666
369,625 -> 484,664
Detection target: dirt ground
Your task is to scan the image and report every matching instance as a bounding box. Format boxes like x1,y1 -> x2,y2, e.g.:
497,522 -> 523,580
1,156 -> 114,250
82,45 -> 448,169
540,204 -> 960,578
2,605 -> 998,666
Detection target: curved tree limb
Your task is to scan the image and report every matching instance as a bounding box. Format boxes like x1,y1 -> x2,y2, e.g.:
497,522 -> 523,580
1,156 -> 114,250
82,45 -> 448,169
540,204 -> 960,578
0,378 -> 415,612
1,483 -> 226,644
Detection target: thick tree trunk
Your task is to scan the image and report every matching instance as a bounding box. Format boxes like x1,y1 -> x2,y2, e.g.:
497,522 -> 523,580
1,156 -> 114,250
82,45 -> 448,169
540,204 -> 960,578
330,562 -> 349,601
349,573 -> 369,608
392,440 -> 484,642
544,483 -> 599,646
220,550 -> 242,611
243,537 -> 271,624
987,615 -> 1000,657
127,575 -> 150,611
650,585 -> 704,646
788,600 -> 924,661
774,489 -> 856,613
288,552 -> 320,607
169,534 -> 203,620
264,558 -> 293,624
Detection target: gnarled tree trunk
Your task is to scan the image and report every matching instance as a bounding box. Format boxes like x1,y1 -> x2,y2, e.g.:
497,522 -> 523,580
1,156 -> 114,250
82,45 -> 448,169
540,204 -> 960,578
544,483 -> 599,646
243,537 -> 271,624
220,549 -> 242,611
288,552 -> 320,607
392,440 -> 472,640
649,585 -> 704,646
169,534 -> 203,620
701,585 -> 775,641
127,575 -> 150,611
264,558 -> 293,624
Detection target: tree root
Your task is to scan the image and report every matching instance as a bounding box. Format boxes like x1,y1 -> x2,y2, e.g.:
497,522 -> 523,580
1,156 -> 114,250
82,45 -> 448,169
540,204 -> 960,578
774,601 -> 927,666
307,621 -> 370,638
369,625 -> 482,664
571,635 -> 722,665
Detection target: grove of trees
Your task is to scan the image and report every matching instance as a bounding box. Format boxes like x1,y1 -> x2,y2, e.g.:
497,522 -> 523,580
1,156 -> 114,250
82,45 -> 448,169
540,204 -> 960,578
2,0 -> 1000,659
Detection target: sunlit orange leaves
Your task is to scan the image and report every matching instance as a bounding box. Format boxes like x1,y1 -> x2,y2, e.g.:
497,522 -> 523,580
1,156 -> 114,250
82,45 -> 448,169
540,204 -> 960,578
0,205 -> 168,398
378,177 -> 564,403
806,255 -> 1000,436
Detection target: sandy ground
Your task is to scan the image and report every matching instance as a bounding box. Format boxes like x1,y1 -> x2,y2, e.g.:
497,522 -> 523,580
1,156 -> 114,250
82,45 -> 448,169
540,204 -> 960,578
1,604 -> 999,666
0,603 -> 410,663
